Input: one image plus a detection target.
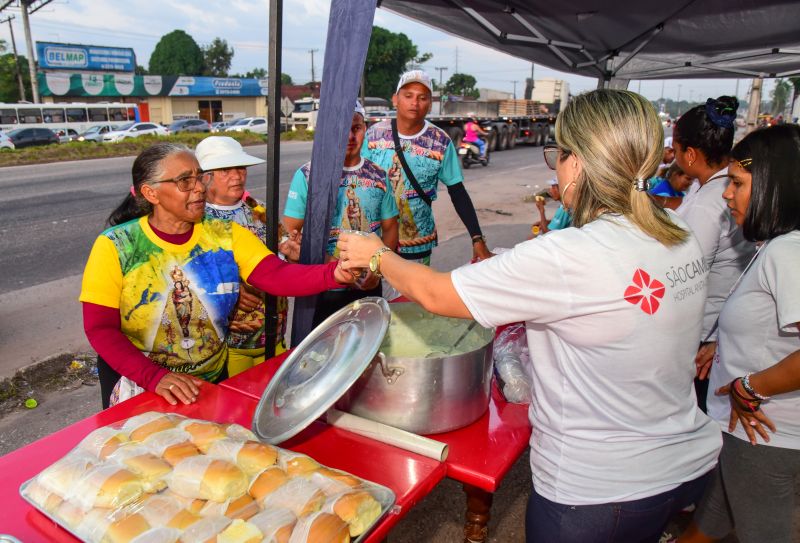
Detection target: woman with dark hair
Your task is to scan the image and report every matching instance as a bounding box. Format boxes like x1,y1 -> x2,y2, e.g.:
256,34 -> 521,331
82,143 -> 353,408
673,96 -> 756,410
679,125 -> 800,543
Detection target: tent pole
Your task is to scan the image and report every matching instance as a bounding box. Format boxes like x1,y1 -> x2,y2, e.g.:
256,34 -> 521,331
264,0 -> 283,357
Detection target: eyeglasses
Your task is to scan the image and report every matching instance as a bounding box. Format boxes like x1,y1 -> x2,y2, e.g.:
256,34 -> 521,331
543,144 -> 571,170
154,171 -> 213,192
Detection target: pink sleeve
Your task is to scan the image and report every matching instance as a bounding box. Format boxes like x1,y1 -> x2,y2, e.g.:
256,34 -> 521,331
246,254 -> 344,296
82,302 -> 169,392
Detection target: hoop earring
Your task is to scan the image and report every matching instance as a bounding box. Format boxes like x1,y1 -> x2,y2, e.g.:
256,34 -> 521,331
688,160 -> 694,166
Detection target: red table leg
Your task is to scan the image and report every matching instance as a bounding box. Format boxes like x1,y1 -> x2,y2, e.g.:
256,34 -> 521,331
463,483 -> 494,543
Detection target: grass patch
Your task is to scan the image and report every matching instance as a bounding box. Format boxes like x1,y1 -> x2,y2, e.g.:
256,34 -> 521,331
0,130 -> 315,168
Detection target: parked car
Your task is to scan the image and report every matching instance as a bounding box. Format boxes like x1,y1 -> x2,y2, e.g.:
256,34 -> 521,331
5,127 -> 59,149
225,117 -> 268,134
76,124 -> 118,143
167,118 -> 211,135
0,131 -> 14,150
56,128 -> 80,143
211,121 -> 234,133
102,122 -> 168,143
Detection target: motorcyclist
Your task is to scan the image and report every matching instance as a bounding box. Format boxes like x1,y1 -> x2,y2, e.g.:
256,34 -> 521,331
463,116 -> 489,157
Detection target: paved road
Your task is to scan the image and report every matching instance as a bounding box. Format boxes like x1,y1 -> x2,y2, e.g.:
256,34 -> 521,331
0,143 -> 548,376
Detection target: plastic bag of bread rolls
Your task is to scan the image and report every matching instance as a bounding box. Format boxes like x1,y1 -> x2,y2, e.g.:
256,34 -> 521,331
198,492 -> 259,520
37,451 -> 97,497
108,444 -> 172,493
67,463 -> 144,511
178,419 -> 228,453
134,494 -> 202,530
288,512 -> 350,543
277,450 -> 320,477
207,438 -> 278,476
248,508 -> 296,543
20,479 -> 63,513
217,518 -> 264,543
248,466 -> 289,502
77,426 -> 129,459
143,428 -> 201,466
123,412 -> 182,442
128,526 -> 182,543
260,478 -> 325,517
167,456 -> 248,502
178,516 -> 231,543
322,490 -> 382,537
309,468 -> 361,497
224,423 -> 257,442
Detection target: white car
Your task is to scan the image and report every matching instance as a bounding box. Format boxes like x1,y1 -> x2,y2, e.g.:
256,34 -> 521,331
102,122 -> 168,142
0,131 -> 14,150
225,117 -> 268,134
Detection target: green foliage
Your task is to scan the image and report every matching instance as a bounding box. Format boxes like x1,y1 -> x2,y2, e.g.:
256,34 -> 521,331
135,65 -> 148,75
444,73 -> 479,99
365,26 -> 424,100
148,30 -> 204,76
202,37 -> 234,77
0,53 -> 32,102
771,78 -> 792,115
281,73 -> 292,85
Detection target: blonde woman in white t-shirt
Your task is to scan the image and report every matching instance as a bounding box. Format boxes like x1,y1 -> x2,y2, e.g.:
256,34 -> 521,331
339,89 -> 720,543
680,125 -> 800,543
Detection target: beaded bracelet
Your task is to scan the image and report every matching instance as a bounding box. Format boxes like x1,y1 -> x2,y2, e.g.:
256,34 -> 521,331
731,378 -> 761,412
742,373 -> 770,401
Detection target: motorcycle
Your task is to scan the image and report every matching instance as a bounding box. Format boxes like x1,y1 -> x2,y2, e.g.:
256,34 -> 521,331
458,139 -> 490,169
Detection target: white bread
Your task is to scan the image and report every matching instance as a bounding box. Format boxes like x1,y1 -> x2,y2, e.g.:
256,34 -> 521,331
143,429 -> 200,466
77,427 -> 129,459
309,469 -> 361,497
128,527 -> 182,543
248,508 -> 296,543
289,512 -> 350,543
108,445 -> 172,493
248,467 -> 289,501
70,463 -> 144,510
216,518 -> 263,543
178,420 -> 227,453
260,478 -> 325,517
198,493 -> 258,520
103,512 -> 152,543
54,500 -> 89,529
21,480 -> 63,513
136,494 -> 201,530
124,412 -> 178,442
224,423 -> 257,441
207,438 -> 278,476
178,516 -> 231,543
37,451 -> 97,497
327,491 -> 382,537
277,451 -> 320,477
168,456 -> 248,503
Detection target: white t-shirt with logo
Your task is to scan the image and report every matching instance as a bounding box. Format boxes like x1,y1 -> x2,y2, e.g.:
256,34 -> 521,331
677,167 -> 756,338
707,231 -> 800,449
451,213 -> 721,505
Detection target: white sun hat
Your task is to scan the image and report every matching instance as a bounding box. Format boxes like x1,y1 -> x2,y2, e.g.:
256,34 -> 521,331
396,70 -> 433,93
195,136 -> 265,171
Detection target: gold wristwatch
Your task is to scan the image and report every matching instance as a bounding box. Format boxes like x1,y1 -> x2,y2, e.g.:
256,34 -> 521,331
369,247 -> 393,278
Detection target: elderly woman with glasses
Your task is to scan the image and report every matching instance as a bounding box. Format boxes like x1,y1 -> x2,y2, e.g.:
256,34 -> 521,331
82,143 -> 353,408
338,90 -> 720,542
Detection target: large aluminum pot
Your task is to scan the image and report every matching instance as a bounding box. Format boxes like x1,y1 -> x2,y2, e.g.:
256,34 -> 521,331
337,302 -> 494,434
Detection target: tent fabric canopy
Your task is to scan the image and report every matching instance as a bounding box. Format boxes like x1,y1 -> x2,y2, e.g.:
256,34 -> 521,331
379,0 -> 800,80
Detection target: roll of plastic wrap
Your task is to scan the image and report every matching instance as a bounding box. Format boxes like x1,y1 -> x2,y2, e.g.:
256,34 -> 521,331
325,409 -> 449,462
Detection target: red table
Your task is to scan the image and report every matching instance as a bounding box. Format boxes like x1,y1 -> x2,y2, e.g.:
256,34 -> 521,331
221,356 -> 532,542
0,383 -> 445,542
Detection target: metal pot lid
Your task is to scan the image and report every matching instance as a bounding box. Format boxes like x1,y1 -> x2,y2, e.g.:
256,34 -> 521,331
252,296 -> 391,444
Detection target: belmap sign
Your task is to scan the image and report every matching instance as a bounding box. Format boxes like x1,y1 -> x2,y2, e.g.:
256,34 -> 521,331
36,42 -> 136,72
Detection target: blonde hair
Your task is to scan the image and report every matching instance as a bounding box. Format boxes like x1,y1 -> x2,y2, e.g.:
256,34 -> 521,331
555,89 -> 688,246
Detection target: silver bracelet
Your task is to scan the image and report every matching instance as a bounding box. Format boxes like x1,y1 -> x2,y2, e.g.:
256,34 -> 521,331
742,372 -> 770,401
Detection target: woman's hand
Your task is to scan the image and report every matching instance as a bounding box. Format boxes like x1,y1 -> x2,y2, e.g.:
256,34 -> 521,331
356,270 -> 381,291
716,381 -> 777,445
337,232 -> 384,270
472,240 -> 494,262
155,373 -> 203,406
695,342 -> 716,380
236,285 -> 262,313
333,259 -> 357,285
278,229 -> 302,262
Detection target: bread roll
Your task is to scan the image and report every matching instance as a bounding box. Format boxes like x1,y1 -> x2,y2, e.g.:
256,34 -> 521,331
21,480 -> 63,513
108,445 -> 172,493
260,478 -> 325,518
178,516 -> 231,543
54,500 -> 86,529
207,438 -> 278,476
248,467 -> 289,501
136,494 -> 201,530
78,427 -> 129,459
309,469 -> 361,497
224,423 -> 257,442
326,491 -> 382,537
143,429 -> 200,466
288,512 -> 350,543
217,518 -> 263,543
128,527 -> 182,543
248,508 -> 296,543
277,451 -> 320,477
70,463 -> 144,510
179,420 -> 227,453
38,451 -> 96,497
198,493 -> 258,520
124,412 -> 178,442
103,512 -> 151,543
168,456 -> 248,503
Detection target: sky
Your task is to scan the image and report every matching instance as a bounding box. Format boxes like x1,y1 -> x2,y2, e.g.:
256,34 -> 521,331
0,0 -> 774,104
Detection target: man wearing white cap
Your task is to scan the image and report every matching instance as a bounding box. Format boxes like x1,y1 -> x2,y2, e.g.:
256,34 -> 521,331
284,101 -> 399,324
363,69 -> 491,270
196,136 -> 290,375
534,178 -> 572,234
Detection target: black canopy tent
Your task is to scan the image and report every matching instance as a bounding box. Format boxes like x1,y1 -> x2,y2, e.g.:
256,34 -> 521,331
376,0 -> 800,85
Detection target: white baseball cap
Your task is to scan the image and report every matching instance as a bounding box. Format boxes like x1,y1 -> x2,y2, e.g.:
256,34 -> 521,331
396,70 -> 433,93
195,136 -> 265,171
547,179 -> 559,186
354,100 -> 366,118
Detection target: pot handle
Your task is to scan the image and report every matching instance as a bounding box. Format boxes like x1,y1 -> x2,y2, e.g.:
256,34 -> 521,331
376,352 -> 404,385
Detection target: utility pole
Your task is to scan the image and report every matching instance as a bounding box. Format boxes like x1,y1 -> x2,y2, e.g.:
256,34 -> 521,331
2,15 -> 26,101
745,77 -> 763,134
308,48 -> 319,83
676,84 -> 682,116
435,66 -> 447,90
19,1 -> 40,103
454,47 -> 459,74
511,80 -> 518,99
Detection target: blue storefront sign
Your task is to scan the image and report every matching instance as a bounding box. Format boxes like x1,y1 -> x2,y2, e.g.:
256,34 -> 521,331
36,42 -> 136,72
168,77 -> 269,97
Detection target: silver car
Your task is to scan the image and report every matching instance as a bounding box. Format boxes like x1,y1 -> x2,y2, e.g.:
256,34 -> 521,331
77,124 -> 118,143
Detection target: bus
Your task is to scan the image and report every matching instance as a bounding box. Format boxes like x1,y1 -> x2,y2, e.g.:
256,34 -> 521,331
0,102 -> 140,135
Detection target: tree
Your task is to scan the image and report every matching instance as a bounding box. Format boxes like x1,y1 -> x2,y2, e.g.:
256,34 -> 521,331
0,52 -> 31,102
148,30 -> 204,76
771,78 -> 791,116
444,73 -> 479,99
202,37 -> 234,77
364,26 -> 429,99
281,73 -> 292,85
135,65 -> 148,75
788,77 -> 800,119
